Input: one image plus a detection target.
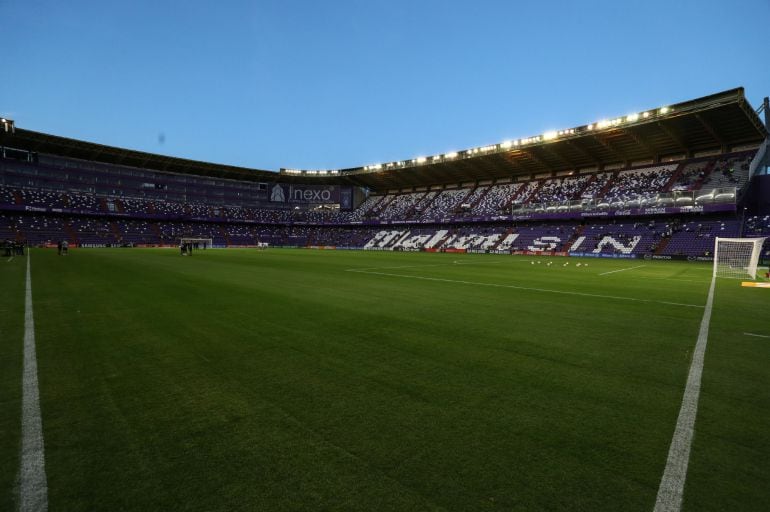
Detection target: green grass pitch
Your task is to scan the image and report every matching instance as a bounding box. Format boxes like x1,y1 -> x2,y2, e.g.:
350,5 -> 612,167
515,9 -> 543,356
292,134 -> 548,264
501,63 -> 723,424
1,248 -> 769,511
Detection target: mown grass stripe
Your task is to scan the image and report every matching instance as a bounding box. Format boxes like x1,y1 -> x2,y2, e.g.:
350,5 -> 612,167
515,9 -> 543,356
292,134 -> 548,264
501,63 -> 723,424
347,268 -> 704,309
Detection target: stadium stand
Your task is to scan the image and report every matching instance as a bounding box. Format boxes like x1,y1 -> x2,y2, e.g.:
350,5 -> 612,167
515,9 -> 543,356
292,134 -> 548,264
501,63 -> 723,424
1,87 -> 767,259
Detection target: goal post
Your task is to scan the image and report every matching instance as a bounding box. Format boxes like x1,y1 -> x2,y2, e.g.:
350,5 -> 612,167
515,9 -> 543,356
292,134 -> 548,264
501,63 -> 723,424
713,237 -> 766,279
180,237 -> 213,249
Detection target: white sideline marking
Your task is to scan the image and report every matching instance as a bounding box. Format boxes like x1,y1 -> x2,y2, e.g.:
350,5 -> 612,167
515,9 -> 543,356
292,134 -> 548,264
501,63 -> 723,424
653,276 -> 716,512
346,269 -> 703,309
21,252 -> 48,512
743,332 -> 770,339
598,264 -> 646,276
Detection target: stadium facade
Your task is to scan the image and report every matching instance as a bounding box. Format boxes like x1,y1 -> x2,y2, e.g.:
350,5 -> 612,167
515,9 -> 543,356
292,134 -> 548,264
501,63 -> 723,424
1,88 -> 769,260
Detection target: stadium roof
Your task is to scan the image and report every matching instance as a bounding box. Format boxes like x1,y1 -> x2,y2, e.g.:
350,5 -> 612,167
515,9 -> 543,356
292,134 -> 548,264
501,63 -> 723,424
1,88 -> 766,192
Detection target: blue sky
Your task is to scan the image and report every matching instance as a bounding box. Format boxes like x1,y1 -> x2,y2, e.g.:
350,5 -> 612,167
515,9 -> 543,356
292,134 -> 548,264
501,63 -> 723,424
2,0 -> 768,171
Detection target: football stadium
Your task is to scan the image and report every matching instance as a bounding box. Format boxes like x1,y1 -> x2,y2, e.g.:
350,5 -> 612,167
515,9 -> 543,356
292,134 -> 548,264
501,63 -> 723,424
3,3 -> 770,512
2,87 -> 770,511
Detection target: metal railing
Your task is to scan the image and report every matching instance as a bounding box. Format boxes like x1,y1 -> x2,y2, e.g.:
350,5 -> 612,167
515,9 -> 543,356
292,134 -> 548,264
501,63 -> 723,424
513,187 -> 737,214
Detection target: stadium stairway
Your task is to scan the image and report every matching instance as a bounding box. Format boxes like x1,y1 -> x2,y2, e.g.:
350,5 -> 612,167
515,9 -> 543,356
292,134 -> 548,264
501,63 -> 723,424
370,194 -> 395,215
521,179 -> 545,205
407,191 -> 432,219
219,225 -> 231,247
662,162 -> 687,192
468,185 -> 491,209
574,174 -> 596,199
489,227 -> 515,251
691,159 -> 717,191
12,190 -> 22,205
654,235 -> 671,255
502,182 -> 528,211
564,225 -> 586,251
452,188 -> 474,215
109,221 -> 122,242
595,172 -> 618,200
63,221 -> 80,245
150,223 -> 163,243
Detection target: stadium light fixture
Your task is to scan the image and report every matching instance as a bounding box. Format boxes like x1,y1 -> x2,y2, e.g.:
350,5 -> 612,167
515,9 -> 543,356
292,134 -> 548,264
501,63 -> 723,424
500,141 -> 512,149
445,152 -> 458,159
416,157 -> 427,164
660,107 -> 670,114
626,113 -> 639,122
543,131 -> 558,141
642,112 -> 650,118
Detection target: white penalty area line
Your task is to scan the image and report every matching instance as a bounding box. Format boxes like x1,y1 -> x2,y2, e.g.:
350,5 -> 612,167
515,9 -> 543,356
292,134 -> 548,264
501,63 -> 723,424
743,332 -> 770,339
21,251 -> 48,512
598,264 -> 646,276
653,275 -> 716,512
345,268 -> 704,309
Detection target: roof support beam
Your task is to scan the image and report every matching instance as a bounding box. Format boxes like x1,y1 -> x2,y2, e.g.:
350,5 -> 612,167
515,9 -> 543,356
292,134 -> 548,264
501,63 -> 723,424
620,128 -> 659,161
563,140 -> 602,167
502,151 -> 533,176
592,134 -> 629,164
540,144 -> 574,170
656,122 -> 690,155
519,148 -> 553,173
694,113 -> 726,149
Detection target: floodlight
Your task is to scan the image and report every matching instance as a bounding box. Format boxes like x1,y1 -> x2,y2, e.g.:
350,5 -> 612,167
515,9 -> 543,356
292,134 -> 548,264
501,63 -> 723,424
543,131 -> 558,141
660,107 -> 670,114
416,157 -> 427,164
445,152 -> 458,159
626,113 -> 639,122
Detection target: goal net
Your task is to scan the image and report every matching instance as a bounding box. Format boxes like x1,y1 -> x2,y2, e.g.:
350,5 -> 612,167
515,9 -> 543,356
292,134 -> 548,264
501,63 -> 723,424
713,237 -> 766,279
180,238 -> 212,249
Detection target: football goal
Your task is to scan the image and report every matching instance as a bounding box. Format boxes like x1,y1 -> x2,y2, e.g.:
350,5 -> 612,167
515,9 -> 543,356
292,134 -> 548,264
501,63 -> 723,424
713,237 -> 767,279
180,237 -> 212,249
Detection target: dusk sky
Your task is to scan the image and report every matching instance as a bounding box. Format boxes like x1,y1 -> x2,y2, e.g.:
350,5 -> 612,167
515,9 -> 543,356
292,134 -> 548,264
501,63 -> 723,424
2,0 -> 769,171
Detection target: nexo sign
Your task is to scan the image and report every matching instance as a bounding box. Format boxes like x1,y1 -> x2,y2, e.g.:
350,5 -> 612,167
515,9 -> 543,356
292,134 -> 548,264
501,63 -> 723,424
270,184 -> 339,203
292,188 -> 332,202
